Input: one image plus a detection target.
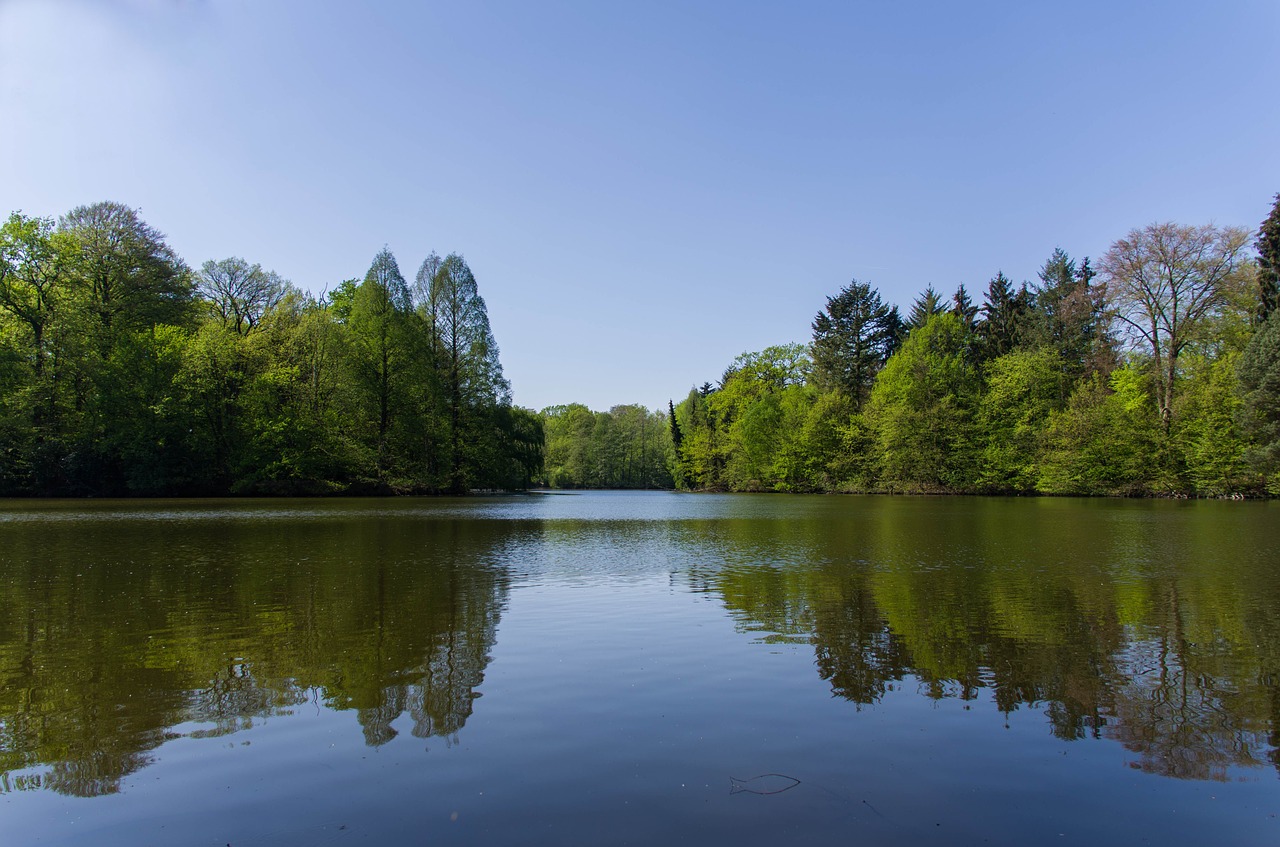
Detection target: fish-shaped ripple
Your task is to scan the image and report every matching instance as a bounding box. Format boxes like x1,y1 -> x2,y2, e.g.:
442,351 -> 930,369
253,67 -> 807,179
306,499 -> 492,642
729,773 -> 801,795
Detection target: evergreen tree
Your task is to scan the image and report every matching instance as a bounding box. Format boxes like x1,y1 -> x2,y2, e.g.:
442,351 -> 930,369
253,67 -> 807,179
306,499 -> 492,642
810,280 -> 900,409
976,271 -> 1030,362
906,284 -> 945,331
1237,311 -> 1280,491
951,283 -> 979,331
1256,192 -> 1280,323
668,399 -> 683,450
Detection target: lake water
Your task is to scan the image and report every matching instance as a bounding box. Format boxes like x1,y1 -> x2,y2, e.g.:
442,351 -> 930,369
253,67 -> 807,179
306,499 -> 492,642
2,491 -> 1278,845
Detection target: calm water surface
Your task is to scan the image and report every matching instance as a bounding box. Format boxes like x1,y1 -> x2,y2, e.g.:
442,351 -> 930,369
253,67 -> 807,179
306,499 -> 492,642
2,492 -> 1278,845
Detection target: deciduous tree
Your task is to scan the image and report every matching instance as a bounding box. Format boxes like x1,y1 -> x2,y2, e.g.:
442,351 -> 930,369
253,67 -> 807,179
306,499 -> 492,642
1101,222 -> 1251,427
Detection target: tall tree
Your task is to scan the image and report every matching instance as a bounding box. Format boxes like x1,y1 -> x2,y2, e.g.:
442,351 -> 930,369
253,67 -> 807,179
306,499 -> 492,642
421,253 -> 509,493
1256,192 -> 1280,323
1237,312 -> 1280,491
1030,248 -> 1106,383
951,283 -> 979,331
196,257 -> 287,335
1101,222 -> 1251,427
866,312 -> 981,490
811,279 -> 900,409
59,201 -> 192,334
348,248 -> 416,478
976,271 -> 1030,362
0,213 -> 72,378
905,284 -> 945,331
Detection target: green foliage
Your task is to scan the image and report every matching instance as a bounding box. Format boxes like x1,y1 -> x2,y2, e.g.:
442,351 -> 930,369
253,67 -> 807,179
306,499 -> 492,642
1237,312 -> 1280,491
1172,353 -> 1248,495
0,202 -> 538,495
1037,368 -> 1162,495
866,313 -> 980,491
811,280 -> 900,408
1256,192 -> 1280,322
905,284 -> 945,331
540,403 -> 672,489
977,348 -> 1065,492
976,271 -> 1032,363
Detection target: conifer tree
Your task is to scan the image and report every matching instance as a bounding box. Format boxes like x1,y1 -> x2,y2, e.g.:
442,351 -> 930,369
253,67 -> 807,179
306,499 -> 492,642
810,279 -> 900,409
1256,192 -> 1280,323
423,253 -> 509,493
951,283 -> 979,331
906,284 -> 944,331
976,271 -> 1028,361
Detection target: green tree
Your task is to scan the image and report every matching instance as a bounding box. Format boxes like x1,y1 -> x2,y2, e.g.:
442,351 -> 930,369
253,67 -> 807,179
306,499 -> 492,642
1256,192 -> 1280,323
421,253 -> 509,493
905,284 -> 945,331
977,348 -> 1065,492
1102,222 -> 1252,428
951,283 -> 979,331
196,257 -> 287,336
0,213 -> 73,378
59,201 -> 193,335
1027,248 -> 1109,384
976,271 -> 1032,362
1172,352 -> 1247,495
1038,367 -> 1162,495
347,248 -> 418,482
866,312 -> 980,490
810,279 -> 901,409
1237,312 -> 1280,491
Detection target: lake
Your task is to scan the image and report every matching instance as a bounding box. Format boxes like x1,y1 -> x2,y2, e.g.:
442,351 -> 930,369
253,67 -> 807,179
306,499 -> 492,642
2,491 -> 1278,845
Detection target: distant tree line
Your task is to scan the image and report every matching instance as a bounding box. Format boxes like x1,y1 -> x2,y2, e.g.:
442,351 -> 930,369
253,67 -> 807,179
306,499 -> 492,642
0,201 -> 541,495
7,196 -> 1280,498
670,195 -> 1280,496
538,403 -> 674,489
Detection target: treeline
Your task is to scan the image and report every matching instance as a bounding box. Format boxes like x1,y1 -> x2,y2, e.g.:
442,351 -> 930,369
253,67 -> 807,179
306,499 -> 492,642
538,403 -> 674,489
0,202 -> 541,496
671,196 -> 1280,496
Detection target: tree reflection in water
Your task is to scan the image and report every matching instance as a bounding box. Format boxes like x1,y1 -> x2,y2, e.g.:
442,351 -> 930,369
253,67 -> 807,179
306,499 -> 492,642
0,508 -> 514,796
691,499 -> 1280,782
2,496 -> 1279,797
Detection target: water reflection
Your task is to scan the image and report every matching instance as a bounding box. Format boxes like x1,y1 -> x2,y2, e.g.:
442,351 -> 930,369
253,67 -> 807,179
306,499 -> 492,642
685,498 -> 1280,781
1,494 -> 1279,800
0,505 -> 516,796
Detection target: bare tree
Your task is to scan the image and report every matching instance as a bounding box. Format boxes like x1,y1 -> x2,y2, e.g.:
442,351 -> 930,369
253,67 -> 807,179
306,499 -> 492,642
197,257 -> 286,335
1101,222 -> 1250,427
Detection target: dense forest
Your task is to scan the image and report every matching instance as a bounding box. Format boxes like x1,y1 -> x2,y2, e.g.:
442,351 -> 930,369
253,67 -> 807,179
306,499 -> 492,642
4,196 -> 1280,497
665,196 -> 1280,496
0,202 -> 541,496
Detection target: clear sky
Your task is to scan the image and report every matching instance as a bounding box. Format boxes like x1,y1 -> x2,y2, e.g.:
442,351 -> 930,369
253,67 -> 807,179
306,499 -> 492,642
3,0 -> 1278,412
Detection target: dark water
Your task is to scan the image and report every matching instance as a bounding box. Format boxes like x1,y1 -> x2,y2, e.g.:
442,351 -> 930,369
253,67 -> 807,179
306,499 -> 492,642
2,492 -> 1278,845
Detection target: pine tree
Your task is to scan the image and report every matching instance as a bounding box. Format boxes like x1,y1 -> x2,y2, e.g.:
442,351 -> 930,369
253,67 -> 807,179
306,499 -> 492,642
906,284 -> 944,331
951,283 -> 979,331
810,279 -> 900,409
1256,192 -> 1280,323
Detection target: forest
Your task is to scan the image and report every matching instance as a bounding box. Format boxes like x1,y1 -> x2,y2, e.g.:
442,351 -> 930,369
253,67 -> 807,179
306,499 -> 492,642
546,194 -> 1280,497
3,196 -> 1280,497
0,202 -> 540,496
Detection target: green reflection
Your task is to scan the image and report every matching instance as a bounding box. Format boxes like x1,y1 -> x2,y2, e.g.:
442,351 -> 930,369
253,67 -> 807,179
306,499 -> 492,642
0,504 -> 514,796
696,498 -> 1280,781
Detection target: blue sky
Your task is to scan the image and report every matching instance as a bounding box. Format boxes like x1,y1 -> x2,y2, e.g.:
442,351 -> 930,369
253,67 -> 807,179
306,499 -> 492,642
2,0 -> 1277,412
